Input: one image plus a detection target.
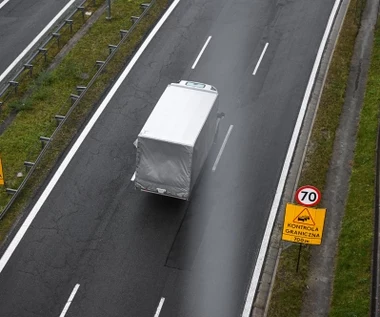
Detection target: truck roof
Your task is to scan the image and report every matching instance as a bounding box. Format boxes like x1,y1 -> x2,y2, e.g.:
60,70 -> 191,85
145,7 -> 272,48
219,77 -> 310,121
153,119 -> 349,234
138,82 -> 218,146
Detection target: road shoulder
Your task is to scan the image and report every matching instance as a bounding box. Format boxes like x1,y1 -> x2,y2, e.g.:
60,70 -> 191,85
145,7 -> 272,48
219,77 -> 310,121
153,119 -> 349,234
251,0 -> 369,315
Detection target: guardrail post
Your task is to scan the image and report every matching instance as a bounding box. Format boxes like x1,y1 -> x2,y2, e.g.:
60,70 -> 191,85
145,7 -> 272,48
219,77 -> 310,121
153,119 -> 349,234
76,86 -> 87,95
131,16 -> 139,24
65,19 -> 73,33
9,81 -> 19,94
39,48 -> 48,62
70,94 -> 80,105
24,161 -> 35,172
39,136 -> 51,148
54,115 -> 65,125
6,188 -> 17,195
24,64 -> 33,77
52,32 -> 61,47
108,44 -> 117,55
77,6 -> 85,20
120,30 -> 128,40
95,61 -> 105,69
140,3 -> 150,10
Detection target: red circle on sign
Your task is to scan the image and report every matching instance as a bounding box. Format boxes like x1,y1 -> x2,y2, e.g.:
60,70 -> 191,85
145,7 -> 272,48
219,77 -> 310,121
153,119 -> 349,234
295,185 -> 321,207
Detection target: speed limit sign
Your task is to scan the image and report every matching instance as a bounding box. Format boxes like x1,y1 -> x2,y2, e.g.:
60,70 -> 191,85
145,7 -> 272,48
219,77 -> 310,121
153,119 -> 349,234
295,185 -> 321,207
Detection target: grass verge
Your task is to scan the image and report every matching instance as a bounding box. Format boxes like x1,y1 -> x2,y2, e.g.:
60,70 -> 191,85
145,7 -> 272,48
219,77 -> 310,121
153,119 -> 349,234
0,0 -> 169,242
329,16 -> 380,317
267,0 -> 367,315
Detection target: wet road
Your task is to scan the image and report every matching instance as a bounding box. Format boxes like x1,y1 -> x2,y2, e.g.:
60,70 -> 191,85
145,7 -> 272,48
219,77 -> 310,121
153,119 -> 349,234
0,0 -> 336,316
0,0 -> 81,83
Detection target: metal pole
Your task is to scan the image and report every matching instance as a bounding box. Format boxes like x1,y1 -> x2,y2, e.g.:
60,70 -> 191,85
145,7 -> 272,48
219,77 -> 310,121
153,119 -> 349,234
106,0 -> 111,20
296,243 -> 302,272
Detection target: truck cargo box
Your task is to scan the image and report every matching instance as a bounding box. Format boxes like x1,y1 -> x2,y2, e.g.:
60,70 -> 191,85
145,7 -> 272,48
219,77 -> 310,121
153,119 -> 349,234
134,80 -> 219,200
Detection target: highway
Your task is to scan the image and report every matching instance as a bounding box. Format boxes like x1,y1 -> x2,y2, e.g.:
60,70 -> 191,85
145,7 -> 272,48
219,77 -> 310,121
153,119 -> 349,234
0,0 -> 336,316
0,0 -> 81,83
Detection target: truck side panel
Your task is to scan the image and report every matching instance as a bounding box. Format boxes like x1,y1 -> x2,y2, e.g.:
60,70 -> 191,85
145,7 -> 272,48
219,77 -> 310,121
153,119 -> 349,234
190,98 -> 219,190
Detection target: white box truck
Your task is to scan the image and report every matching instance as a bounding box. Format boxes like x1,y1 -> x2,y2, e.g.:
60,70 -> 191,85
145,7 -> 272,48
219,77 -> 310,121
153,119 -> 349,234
133,80 -> 222,200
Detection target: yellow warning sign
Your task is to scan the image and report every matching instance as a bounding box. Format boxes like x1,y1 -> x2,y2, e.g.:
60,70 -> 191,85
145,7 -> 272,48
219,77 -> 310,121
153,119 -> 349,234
282,203 -> 326,245
0,156 -> 4,186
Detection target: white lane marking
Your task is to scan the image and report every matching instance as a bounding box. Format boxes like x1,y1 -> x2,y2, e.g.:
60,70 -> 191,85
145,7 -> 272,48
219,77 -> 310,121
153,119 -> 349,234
59,284 -> 80,317
212,125 -> 233,172
191,36 -> 212,69
131,172 -> 136,181
252,42 -> 269,75
0,0 -> 182,274
0,0 -> 77,83
242,0 -> 342,316
154,297 -> 165,317
0,0 -> 11,9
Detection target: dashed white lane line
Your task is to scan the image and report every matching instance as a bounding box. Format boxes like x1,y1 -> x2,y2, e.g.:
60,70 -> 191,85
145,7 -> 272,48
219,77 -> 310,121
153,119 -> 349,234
191,36 -> 212,69
59,284 -> 80,317
212,125 -> 233,172
0,0 -> 182,274
0,0 -> 11,9
131,172 -> 136,181
242,0 -> 343,316
154,297 -> 165,317
252,42 -> 269,75
0,0 -> 77,83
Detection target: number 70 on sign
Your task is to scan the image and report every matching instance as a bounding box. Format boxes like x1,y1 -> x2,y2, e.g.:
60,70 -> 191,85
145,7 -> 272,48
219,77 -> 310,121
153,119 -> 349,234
295,185 -> 321,207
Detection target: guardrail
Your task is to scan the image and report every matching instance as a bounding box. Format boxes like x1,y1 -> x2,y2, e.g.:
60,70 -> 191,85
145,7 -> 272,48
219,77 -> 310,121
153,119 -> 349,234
0,0 -> 100,109
0,0 -> 157,220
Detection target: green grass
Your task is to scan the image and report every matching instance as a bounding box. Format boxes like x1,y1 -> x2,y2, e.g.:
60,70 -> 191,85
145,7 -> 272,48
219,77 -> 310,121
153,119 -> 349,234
269,245 -> 311,317
0,0 -> 169,242
267,0 -> 366,316
329,17 -> 380,317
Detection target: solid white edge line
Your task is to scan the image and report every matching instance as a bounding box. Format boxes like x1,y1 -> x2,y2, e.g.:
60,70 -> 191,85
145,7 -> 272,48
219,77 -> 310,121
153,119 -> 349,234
154,297 -> 165,317
131,172 -> 136,181
252,42 -> 269,76
191,36 -> 212,69
0,0 -> 77,83
59,283 -> 80,317
212,125 -> 234,172
0,0 -> 182,274
241,0 -> 342,316
0,0 -> 11,10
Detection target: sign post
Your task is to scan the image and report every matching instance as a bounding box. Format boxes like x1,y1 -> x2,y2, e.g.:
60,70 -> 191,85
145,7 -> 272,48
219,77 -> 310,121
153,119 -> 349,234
296,243 -> 302,273
0,156 -> 4,186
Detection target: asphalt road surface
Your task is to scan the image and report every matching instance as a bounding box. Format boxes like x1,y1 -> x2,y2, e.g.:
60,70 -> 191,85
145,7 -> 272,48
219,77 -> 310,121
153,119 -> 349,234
0,0 -> 81,81
0,0 -> 336,316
